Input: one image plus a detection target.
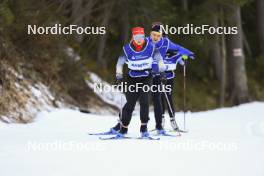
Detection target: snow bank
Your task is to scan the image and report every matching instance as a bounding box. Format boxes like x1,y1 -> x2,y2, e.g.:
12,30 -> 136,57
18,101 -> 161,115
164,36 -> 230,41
85,71 -> 140,113
86,71 -> 126,108
0,65 -> 65,123
0,102 -> 264,176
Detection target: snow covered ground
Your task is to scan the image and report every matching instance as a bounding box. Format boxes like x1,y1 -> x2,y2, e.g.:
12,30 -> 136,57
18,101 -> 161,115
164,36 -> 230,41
1,102 -> 264,176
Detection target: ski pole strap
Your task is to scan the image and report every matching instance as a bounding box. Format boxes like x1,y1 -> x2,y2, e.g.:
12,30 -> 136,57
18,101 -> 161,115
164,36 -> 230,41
119,121 -> 128,128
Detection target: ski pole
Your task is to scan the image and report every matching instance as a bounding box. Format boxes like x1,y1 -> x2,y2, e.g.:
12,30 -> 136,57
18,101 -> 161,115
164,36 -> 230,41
119,93 -> 123,121
117,80 -> 123,125
183,61 -> 186,131
160,81 -> 179,130
119,82 -> 124,124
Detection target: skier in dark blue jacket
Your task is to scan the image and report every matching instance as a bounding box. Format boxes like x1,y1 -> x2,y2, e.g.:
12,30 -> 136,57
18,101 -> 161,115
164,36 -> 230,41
147,22 -> 194,134
109,27 -> 164,139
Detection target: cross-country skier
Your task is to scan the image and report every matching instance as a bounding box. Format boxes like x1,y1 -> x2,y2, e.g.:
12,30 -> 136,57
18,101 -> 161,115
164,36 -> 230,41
147,22 -> 194,134
107,27 -> 165,139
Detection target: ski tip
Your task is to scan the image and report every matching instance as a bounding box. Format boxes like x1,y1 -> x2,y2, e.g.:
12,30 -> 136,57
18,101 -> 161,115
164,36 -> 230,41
138,137 -> 160,140
99,136 -> 115,140
179,130 -> 189,133
169,129 -> 189,133
99,136 -> 132,140
88,130 -> 118,136
88,133 -> 105,136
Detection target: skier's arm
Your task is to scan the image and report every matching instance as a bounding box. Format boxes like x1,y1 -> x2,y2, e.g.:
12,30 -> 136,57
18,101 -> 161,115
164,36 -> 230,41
152,49 -> 166,74
116,52 -> 126,76
167,39 -> 194,59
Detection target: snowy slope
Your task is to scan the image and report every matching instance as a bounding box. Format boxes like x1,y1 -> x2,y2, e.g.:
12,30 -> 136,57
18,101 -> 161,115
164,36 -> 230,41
85,71 -> 126,109
1,102 -> 264,176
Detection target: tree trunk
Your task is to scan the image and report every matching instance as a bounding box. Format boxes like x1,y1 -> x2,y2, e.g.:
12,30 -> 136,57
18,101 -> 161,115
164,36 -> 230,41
256,0 -> 264,55
210,15 -> 222,81
210,11 -> 226,107
71,0 -> 84,43
181,0 -> 188,12
97,3 -> 114,69
226,4 -> 249,105
219,7 -> 226,107
121,1 -> 129,44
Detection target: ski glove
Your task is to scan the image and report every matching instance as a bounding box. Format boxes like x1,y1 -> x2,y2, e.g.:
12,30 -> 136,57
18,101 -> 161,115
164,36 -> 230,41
182,55 -> 188,60
182,54 -> 195,60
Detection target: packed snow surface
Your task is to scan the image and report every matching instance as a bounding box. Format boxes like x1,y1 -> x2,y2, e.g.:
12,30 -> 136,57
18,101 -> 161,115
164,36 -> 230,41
1,102 -> 264,176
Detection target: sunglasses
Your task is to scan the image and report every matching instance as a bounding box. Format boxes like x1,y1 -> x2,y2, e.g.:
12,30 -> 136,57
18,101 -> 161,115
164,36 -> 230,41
133,34 -> 145,41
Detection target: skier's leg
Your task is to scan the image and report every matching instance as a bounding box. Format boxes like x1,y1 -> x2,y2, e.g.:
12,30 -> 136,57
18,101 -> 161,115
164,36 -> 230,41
119,77 -> 141,134
139,76 -> 151,133
112,89 -> 129,131
139,96 -> 148,132
139,90 -> 150,132
152,76 -> 163,130
112,122 -> 121,131
139,93 -> 147,125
